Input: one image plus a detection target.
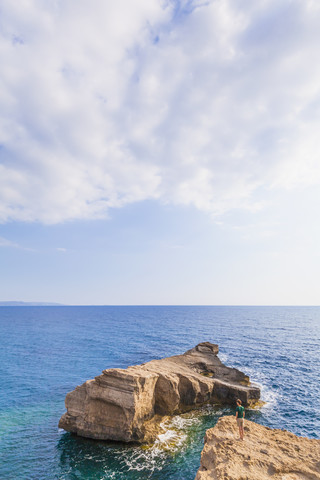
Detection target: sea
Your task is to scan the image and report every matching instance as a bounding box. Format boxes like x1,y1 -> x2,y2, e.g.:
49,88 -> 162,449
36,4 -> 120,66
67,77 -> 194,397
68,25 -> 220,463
0,306 -> 319,480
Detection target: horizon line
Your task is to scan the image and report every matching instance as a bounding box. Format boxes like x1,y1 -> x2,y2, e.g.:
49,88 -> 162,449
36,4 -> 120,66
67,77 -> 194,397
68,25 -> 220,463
0,302 -> 319,307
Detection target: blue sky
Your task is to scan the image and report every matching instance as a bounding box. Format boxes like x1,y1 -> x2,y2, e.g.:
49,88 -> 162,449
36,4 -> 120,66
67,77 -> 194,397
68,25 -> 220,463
1,0 -> 320,304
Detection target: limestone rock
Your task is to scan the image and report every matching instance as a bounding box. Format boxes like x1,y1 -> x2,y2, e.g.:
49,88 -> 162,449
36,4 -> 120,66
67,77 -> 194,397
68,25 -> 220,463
195,416 -> 320,480
59,342 -> 260,443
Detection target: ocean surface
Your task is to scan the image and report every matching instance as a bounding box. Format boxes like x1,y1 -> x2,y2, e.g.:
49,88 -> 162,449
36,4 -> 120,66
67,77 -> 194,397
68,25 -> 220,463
0,306 -> 319,480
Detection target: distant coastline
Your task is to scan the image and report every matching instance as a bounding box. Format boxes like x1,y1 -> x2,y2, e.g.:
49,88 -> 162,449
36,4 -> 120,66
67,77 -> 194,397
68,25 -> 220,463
0,301 -> 64,306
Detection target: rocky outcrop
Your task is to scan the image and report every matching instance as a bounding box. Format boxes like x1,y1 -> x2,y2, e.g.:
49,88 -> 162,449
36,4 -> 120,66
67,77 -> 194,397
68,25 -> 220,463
195,416 -> 320,480
59,342 -> 260,443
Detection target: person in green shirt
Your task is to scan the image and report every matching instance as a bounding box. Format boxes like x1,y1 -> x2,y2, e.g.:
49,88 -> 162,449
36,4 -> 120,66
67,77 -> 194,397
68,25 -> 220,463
235,398 -> 245,440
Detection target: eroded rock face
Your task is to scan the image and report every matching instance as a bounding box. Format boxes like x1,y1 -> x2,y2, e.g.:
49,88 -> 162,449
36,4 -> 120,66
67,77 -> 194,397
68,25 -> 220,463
59,342 -> 260,443
195,416 -> 320,480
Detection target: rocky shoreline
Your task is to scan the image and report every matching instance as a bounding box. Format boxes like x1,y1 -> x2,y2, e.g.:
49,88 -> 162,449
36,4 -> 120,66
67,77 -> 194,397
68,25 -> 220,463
195,416 -> 320,480
59,342 -> 260,443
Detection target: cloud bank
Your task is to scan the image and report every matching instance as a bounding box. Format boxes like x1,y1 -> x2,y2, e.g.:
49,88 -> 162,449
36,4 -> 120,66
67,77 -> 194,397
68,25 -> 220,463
1,0 -> 320,223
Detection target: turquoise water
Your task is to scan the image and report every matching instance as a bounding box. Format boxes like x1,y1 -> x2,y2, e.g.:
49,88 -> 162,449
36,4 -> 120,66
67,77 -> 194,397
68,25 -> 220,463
0,306 -> 319,479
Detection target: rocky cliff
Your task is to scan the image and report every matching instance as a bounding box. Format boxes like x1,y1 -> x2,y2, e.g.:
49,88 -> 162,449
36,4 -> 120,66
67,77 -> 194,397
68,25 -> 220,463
195,416 -> 320,480
59,342 -> 260,443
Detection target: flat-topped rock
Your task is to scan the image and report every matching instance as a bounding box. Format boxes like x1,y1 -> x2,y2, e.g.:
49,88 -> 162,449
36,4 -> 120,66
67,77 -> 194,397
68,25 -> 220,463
59,342 -> 260,443
195,416 -> 320,480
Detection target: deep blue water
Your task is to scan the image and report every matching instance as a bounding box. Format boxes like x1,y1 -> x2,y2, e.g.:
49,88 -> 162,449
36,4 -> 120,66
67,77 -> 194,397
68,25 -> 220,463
0,306 -> 319,480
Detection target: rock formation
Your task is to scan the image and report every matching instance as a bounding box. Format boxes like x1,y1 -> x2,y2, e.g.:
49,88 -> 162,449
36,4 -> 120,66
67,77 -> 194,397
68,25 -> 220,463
59,342 -> 260,443
195,416 -> 320,480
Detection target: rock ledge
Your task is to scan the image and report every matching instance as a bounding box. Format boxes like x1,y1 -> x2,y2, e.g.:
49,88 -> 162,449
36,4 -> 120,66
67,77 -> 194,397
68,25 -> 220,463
59,342 -> 260,443
195,416 -> 320,480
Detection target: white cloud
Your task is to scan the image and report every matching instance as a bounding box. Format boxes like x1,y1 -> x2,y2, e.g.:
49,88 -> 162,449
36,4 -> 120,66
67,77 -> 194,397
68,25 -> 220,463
1,0 -> 320,223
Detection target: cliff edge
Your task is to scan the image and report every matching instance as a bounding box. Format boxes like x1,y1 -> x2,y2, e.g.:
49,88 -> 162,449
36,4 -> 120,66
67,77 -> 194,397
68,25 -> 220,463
195,416 -> 320,480
59,342 -> 260,443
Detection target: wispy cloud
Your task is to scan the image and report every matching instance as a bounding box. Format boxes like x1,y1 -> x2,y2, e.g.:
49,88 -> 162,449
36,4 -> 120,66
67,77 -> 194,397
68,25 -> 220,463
0,235 -> 34,251
0,236 -> 20,248
1,0 -> 320,224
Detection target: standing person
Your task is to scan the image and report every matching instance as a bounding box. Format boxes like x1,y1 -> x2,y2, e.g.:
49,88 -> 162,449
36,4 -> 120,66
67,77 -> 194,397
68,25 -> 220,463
235,399 -> 245,440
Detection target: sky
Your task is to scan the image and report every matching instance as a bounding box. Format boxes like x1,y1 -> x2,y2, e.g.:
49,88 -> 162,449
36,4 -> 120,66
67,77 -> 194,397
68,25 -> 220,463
1,0 -> 320,305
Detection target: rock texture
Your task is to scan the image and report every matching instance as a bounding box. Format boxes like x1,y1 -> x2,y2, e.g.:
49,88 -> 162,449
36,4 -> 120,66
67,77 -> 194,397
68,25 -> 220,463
59,342 -> 260,443
195,416 -> 320,480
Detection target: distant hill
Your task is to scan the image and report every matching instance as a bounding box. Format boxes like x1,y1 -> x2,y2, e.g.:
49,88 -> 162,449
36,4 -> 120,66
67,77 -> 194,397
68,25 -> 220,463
0,301 -> 64,306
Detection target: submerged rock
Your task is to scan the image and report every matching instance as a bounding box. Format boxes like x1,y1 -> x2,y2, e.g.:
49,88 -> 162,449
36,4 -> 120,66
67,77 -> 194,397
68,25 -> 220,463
59,342 -> 260,443
195,416 -> 320,480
